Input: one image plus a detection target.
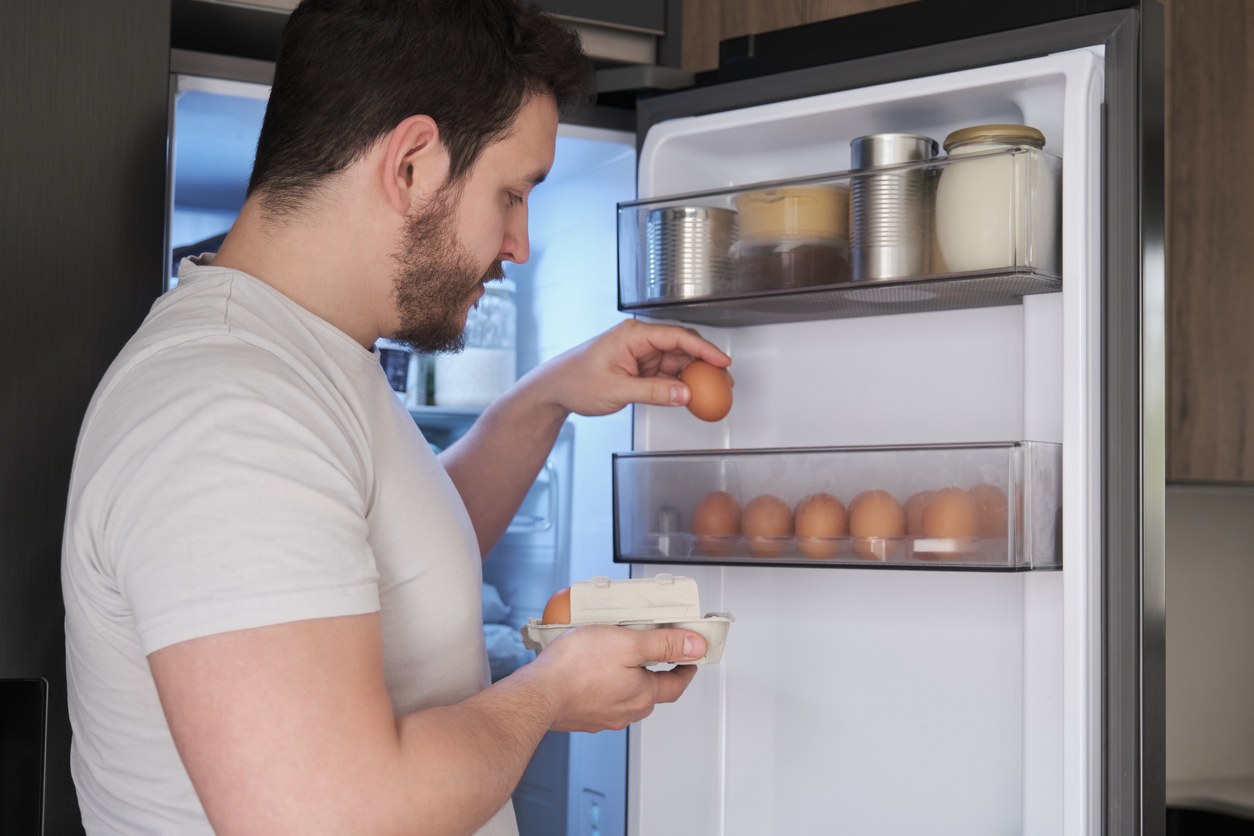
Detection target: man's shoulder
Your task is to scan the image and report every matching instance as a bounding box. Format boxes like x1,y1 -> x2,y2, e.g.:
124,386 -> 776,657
105,271 -> 342,406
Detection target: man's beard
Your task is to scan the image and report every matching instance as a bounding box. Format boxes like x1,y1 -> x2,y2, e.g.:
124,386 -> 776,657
389,191 -> 505,354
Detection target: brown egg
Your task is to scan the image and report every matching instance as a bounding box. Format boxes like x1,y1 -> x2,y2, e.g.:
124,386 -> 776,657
742,494 -> 793,558
922,487 -> 979,538
849,490 -> 905,537
795,493 -> 848,559
904,490 -> 936,536
681,360 -> 733,422
691,490 -> 741,557
541,587 -> 571,625
969,483 -> 1009,537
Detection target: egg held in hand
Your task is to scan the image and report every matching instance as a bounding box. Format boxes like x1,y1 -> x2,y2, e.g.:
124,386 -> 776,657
691,491 -> 741,557
794,492 -> 848,559
921,487 -> 978,539
541,587 -> 572,625
742,494 -> 794,558
680,360 -> 733,422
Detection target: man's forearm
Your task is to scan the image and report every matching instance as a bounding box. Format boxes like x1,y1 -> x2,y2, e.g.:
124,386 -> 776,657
439,365 -> 568,558
386,669 -> 558,835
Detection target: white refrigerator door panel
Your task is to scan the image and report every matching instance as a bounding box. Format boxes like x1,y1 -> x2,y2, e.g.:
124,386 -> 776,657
627,49 -> 1103,836
635,305 -> 1026,451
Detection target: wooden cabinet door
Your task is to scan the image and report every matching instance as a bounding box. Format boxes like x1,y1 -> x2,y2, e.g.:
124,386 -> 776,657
1167,0 -> 1254,482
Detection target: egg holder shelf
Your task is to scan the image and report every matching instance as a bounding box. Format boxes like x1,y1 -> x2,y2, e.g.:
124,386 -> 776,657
612,442 -> 1062,572
520,575 -> 733,665
618,146 -> 1061,328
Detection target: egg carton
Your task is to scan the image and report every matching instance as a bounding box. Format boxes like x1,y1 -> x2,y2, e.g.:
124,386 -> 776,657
519,574 -> 734,666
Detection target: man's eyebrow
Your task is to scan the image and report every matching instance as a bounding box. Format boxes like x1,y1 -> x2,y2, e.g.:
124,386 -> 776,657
526,169 -> 548,187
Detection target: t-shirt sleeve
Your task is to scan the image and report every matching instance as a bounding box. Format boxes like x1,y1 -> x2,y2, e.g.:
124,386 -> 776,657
93,341 -> 381,656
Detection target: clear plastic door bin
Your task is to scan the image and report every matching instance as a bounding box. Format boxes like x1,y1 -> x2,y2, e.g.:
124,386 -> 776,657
612,442 -> 1061,570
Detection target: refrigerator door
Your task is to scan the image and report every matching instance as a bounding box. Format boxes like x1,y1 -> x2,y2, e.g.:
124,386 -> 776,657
624,7 -> 1162,836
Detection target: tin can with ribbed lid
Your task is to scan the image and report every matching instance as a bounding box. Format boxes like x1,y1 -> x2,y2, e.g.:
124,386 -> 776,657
849,133 -> 939,282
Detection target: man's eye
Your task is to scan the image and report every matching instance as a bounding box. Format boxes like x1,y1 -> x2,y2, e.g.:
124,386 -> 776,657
508,192 -> 523,207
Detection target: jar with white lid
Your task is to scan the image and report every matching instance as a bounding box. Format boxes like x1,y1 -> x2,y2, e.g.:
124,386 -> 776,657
434,279 -> 518,408
934,124 -> 1060,275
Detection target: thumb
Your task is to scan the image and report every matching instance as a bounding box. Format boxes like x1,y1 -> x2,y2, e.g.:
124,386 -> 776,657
633,628 -> 707,665
620,375 -> 690,408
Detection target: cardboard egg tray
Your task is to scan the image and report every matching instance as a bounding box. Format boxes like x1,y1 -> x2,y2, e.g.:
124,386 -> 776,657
520,574 -> 734,666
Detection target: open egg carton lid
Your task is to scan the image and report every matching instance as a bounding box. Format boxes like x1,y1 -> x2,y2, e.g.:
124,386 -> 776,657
520,574 -> 734,666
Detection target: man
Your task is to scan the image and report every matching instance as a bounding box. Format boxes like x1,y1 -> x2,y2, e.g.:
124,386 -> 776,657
61,1 -> 730,834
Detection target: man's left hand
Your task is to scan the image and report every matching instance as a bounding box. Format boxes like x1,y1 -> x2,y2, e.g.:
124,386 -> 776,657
529,319 -> 732,417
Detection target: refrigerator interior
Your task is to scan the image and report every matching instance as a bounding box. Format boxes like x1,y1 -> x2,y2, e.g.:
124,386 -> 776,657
491,124 -> 638,836
626,49 -> 1104,836
165,76 -> 637,836
166,75 -> 268,288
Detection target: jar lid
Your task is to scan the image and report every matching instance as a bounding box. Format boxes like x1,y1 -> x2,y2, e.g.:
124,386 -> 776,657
943,124 -> 1045,152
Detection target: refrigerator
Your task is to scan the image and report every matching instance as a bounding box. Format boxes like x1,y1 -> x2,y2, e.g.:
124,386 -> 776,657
603,3 -> 1164,836
16,0 -> 1159,833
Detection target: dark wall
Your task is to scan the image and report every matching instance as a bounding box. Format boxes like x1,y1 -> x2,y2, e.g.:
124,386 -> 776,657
0,2 -> 170,833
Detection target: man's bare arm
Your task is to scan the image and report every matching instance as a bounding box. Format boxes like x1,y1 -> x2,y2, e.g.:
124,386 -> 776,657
440,319 -> 731,558
149,613 -> 706,836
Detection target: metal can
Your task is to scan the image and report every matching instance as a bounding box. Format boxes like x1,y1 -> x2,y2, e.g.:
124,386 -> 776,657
645,206 -> 738,300
850,133 -> 939,282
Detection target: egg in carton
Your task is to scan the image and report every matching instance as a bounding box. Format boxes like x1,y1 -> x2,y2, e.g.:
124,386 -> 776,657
520,574 -> 734,665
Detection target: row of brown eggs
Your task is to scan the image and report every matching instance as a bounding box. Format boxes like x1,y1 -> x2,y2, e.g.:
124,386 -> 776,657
689,485 -> 1010,560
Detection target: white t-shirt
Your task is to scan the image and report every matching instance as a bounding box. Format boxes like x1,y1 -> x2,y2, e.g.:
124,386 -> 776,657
61,257 -> 517,835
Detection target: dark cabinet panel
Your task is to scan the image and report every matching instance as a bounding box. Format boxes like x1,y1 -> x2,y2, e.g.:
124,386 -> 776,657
0,2 -> 170,832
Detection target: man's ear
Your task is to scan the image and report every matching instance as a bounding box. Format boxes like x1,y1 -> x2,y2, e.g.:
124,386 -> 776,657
381,114 -> 448,215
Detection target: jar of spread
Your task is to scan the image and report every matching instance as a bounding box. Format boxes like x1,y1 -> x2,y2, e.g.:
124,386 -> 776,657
934,124 -> 1060,275
730,185 -> 851,291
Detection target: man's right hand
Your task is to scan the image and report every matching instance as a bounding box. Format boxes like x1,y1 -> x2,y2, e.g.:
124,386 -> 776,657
518,625 -> 707,732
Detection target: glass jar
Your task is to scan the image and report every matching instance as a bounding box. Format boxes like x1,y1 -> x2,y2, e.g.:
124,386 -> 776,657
434,279 -> 518,408
375,338 -> 426,410
934,124 -> 1060,275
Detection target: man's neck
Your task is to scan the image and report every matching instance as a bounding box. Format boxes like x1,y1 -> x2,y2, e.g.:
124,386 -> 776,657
212,197 -> 394,350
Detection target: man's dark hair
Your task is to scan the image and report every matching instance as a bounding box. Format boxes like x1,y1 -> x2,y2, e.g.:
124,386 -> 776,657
247,0 -> 594,214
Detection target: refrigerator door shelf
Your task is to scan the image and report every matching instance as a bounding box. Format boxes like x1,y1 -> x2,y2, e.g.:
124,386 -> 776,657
619,146 -> 1061,326
613,441 -> 1061,571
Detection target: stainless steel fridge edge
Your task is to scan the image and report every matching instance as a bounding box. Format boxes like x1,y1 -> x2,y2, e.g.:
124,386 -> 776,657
630,7 -> 1165,835
1104,5 -> 1165,836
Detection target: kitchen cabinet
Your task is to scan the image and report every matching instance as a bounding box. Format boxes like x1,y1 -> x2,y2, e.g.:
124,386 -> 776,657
1,1 -> 170,833
1166,0 -> 1254,483
681,0 -> 915,72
